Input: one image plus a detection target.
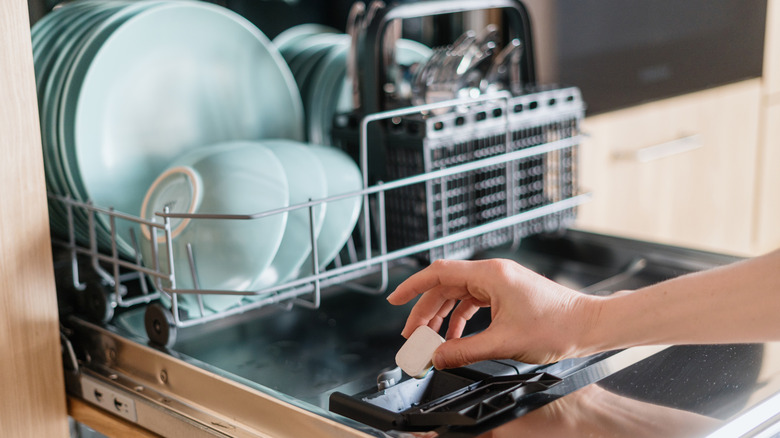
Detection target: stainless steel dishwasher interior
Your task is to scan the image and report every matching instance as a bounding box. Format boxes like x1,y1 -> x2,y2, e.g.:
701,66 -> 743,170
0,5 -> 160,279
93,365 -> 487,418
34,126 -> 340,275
104,230 -> 738,412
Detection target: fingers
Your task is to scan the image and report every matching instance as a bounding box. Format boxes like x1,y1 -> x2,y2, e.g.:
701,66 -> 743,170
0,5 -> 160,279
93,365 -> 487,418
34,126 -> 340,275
426,298 -> 457,335
400,286 -> 461,338
432,330 -> 501,369
445,299 -> 483,340
386,259 -> 492,306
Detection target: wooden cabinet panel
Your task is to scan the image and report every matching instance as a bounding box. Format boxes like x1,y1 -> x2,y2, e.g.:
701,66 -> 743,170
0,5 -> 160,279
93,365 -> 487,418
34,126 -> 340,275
755,0 -> 780,254
765,0 -> 780,99
576,79 -> 762,256
755,104 -> 780,254
0,0 -> 68,436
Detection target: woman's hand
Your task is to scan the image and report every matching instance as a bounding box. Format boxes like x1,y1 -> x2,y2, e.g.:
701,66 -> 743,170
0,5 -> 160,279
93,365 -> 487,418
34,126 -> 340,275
386,258 -> 603,367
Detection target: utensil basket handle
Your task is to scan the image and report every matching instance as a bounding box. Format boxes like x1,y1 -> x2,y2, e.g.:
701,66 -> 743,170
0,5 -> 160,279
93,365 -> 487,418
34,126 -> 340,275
355,0 -> 537,115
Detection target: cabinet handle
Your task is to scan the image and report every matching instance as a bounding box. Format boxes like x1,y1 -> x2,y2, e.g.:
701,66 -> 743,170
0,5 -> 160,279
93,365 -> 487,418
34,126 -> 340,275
612,134 -> 702,163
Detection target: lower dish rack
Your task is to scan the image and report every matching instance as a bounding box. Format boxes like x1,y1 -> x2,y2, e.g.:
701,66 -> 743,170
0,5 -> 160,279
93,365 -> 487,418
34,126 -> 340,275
51,87 -> 587,347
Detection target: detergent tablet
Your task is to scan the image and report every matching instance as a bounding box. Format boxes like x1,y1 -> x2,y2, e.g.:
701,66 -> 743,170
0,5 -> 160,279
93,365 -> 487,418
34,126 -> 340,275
395,325 -> 446,378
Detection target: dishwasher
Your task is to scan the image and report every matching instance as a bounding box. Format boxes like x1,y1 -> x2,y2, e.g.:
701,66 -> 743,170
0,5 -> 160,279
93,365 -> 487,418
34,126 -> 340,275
49,1 -> 780,437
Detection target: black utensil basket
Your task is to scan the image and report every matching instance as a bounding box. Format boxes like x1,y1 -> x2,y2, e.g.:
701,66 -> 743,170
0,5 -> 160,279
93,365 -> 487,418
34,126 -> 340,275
330,0 -> 585,261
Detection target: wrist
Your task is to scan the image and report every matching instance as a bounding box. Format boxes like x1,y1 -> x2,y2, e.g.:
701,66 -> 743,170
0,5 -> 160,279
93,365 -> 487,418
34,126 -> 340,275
577,287 -> 667,357
573,292 -> 624,358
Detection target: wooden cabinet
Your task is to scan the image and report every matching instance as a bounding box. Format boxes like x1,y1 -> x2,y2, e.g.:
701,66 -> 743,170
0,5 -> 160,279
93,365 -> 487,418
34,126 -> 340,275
575,79 -> 762,256
576,0 -> 780,257
0,0 -> 69,436
755,0 -> 780,255
756,103 -> 780,254
763,0 -> 780,98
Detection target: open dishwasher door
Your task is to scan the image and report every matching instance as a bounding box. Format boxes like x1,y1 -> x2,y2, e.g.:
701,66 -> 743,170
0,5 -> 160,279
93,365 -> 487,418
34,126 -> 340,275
60,230 -> 780,438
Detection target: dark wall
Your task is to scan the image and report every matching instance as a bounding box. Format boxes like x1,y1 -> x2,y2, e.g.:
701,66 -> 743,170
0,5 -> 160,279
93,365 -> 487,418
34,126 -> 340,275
27,0 -> 358,34
222,0 -> 357,39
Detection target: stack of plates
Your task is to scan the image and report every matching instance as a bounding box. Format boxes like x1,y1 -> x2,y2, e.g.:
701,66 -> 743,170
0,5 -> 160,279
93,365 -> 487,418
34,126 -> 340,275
32,0 -> 304,258
273,24 -> 432,145
139,139 -> 364,314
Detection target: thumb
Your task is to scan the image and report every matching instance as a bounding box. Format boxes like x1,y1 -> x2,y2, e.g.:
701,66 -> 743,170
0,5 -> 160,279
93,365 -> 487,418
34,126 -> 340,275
432,332 -> 500,369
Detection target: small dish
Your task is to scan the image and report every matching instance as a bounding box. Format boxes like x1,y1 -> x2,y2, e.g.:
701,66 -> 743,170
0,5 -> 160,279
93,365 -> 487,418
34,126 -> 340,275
301,144 -> 363,272
140,141 -> 289,314
252,140 -> 329,289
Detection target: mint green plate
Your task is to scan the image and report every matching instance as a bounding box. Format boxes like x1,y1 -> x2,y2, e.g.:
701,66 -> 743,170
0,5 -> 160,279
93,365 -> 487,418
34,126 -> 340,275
34,2 -> 96,237
306,38 -> 433,145
253,140 -> 328,289
273,23 -> 339,59
38,2 -> 136,244
140,141 -> 290,314
57,2 -> 303,257
302,144 -> 363,273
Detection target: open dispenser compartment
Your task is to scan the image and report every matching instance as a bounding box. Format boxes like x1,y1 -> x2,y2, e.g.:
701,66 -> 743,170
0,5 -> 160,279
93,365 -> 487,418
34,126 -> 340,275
330,365 -> 561,431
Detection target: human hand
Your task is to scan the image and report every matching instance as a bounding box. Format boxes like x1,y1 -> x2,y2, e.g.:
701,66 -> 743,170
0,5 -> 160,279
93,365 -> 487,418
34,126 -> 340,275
386,258 -> 602,367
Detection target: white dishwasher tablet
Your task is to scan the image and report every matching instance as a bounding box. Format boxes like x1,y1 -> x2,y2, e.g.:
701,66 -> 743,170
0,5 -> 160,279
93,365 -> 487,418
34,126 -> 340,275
395,325 -> 446,378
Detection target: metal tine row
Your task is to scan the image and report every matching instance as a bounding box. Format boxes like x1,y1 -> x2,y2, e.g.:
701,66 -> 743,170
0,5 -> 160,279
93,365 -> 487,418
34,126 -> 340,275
51,194 -> 164,310
50,182 -> 385,328
50,89 -> 585,331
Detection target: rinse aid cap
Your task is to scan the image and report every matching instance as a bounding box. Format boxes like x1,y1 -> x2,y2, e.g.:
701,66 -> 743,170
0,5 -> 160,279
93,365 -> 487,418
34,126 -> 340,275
395,325 -> 446,379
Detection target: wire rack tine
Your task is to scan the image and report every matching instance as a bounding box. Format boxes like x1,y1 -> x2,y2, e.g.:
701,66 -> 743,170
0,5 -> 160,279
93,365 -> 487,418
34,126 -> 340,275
51,87 -> 586,335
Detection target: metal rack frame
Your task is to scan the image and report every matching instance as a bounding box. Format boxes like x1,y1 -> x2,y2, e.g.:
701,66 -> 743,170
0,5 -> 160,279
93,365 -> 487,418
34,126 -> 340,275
51,86 -> 586,346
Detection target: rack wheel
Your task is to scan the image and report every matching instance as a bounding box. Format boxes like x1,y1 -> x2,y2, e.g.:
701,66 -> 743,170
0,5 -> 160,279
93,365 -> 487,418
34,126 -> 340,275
145,303 -> 177,348
83,281 -> 115,324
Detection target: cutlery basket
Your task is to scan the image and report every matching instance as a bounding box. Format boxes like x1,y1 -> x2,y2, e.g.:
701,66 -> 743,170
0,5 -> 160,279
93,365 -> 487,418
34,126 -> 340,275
332,87 -> 584,261
330,0 -> 584,260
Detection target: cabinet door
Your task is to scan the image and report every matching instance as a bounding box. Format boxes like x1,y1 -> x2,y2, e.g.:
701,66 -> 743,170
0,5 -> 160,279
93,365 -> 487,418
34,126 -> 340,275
1,0 -> 68,436
576,80 -> 761,255
764,0 -> 780,97
755,104 -> 780,254
756,0 -> 780,254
